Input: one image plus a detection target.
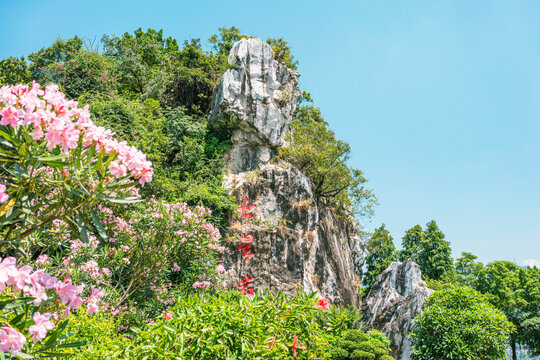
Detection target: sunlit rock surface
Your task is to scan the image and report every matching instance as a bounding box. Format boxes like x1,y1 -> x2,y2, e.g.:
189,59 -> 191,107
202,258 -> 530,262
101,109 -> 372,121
363,259 -> 434,360
210,38 -> 364,306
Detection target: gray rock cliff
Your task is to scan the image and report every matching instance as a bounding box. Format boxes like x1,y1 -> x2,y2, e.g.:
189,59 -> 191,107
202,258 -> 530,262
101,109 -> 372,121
362,259 -> 434,360
210,38 -> 364,306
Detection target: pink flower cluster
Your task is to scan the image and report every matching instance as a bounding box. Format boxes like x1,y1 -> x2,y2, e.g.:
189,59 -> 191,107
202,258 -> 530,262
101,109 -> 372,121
0,83 -> 153,185
0,257 -> 103,353
86,287 -> 104,315
0,184 -> 8,203
192,281 -> 211,288
0,326 -> 26,355
28,312 -> 54,342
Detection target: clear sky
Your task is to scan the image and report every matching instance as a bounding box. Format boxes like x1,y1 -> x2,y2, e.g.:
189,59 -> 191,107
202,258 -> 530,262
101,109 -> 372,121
2,0 -> 539,266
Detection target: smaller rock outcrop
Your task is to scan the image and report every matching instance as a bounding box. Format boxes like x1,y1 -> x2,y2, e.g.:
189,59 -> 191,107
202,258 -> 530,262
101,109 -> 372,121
362,259 -> 434,360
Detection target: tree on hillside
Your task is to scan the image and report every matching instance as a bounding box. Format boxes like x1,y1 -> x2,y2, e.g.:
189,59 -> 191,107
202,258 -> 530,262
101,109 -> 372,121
363,224 -> 397,291
418,220 -> 453,280
398,221 -> 453,280
411,286 -> 513,360
0,56 -> 31,86
279,105 -> 376,220
398,224 -> 424,263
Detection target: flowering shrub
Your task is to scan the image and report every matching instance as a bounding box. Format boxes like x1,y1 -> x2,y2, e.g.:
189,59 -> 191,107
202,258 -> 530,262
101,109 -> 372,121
0,256 -> 97,357
12,196 -> 225,325
0,82 -> 153,244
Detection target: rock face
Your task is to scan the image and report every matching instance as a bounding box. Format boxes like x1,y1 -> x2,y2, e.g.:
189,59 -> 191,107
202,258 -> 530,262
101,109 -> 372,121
362,259 -> 434,360
209,37 -> 301,174
210,38 -> 364,306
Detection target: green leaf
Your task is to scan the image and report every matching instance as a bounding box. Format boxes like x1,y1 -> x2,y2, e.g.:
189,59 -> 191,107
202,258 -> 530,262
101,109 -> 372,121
0,297 -> 35,310
39,320 -> 69,351
36,154 -> 67,162
99,196 -> 142,204
0,128 -> 19,147
76,214 -> 89,243
14,352 -> 33,359
56,340 -> 88,349
90,208 -> 108,241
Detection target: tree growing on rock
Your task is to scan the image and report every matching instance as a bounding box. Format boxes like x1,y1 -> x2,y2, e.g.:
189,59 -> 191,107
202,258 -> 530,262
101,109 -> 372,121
418,220 -> 453,280
398,224 -> 424,263
399,221 -> 453,280
279,105 -> 377,220
363,224 -> 397,292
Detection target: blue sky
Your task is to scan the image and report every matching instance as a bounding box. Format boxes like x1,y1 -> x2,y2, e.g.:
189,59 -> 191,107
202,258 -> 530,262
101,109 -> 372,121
2,0 -> 539,266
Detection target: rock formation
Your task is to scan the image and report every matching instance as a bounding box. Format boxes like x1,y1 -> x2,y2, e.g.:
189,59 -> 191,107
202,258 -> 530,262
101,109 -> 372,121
210,37 -> 364,306
362,259 -> 434,360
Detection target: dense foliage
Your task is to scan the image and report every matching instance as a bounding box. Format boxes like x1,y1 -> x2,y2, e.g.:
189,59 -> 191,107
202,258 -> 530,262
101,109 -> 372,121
396,221 -> 453,280
64,291 -> 393,360
363,224 -> 396,291
454,259 -> 540,358
329,329 -> 394,360
410,286 -> 513,360
0,26 -> 386,359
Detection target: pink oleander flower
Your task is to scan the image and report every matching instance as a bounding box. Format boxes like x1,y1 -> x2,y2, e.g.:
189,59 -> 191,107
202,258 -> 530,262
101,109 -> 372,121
28,312 -> 55,342
55,279 -> 79,304
216,264 -> 226,275
0,257 -> 16,283
0,106 -> 21,127
0,326 -> 26,355
0,184 -> 8,203
0,83 -> 154,185
69,296 -> 83,310
109,160 -> 127,178
7,265 -> 33,292
36,254 -> 50,266
86,300 -> 99,315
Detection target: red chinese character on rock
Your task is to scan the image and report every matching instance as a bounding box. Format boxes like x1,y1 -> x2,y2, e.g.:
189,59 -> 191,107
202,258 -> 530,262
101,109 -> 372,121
236,243 -> 254,262
241,233 -> 255,243
237,274 -> 255,295
239,196 -> 256,219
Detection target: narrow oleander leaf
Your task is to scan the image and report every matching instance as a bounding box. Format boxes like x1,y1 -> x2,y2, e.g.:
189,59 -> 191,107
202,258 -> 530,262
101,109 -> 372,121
91,208 -> 108,241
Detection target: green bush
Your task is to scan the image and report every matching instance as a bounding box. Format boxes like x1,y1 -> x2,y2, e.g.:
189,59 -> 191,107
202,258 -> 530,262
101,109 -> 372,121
410,286 -> 513,360
315,304 -> 364,334
66,311 -> 125,360
328,329 -> 394,360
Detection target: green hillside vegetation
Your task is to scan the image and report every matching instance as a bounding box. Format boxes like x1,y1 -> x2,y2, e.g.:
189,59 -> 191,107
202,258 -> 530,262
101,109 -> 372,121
0,27 -> 390,359
0,26 -> 374,229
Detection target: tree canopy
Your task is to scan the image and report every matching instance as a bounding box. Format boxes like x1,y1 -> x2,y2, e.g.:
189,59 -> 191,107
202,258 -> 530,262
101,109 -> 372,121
363,224 -> 396,291
279,105 -> 376,220
411,286 -> 513,360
